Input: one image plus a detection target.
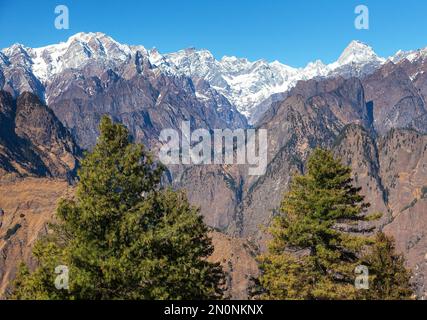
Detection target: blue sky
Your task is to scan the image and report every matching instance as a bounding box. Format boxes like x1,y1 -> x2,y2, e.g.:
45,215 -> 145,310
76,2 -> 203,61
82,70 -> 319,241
0,0 -> 426,67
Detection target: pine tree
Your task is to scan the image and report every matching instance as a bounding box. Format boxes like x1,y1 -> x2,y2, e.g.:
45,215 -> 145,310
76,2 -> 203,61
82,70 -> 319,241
256,148 -> 376,299
12,116 -> 224,300
360,232 -> 413,300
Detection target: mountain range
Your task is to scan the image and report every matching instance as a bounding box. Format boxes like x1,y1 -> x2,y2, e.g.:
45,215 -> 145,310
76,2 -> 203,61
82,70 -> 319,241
1,33 -> 427,299
3,32 -> 426,123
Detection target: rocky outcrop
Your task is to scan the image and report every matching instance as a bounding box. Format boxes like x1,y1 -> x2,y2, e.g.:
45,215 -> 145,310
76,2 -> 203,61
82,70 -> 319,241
46,61 -> 247,150
363,62 -> 427,135
333,124 -> 391,228
377,129 -> 427,298
378,129 -> 427,216
0,91 -> 80,180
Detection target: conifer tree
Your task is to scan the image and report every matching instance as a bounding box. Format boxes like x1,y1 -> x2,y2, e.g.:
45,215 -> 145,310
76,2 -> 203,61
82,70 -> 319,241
257,148 -> 375,299
12,116 -> 224,300
360,232 -> 413,300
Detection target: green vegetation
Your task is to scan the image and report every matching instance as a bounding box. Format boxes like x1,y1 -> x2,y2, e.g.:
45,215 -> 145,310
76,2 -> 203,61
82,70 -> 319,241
255,148 -> 413,300
10,126 -> 414,300
360,232 -> 413,300
12,116 -> 224,300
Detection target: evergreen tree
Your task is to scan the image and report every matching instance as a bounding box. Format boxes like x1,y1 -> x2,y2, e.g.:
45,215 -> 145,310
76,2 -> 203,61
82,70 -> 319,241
12,116 -> 224,300
256,148 -> 375,299
360,232 -> 413,300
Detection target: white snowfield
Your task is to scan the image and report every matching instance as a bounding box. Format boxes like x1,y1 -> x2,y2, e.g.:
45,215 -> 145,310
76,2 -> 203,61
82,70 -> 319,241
1,32 -> 426,122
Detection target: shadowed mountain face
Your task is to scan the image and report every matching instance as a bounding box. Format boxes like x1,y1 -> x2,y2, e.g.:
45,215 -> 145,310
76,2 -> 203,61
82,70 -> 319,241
0,91 -> 80,180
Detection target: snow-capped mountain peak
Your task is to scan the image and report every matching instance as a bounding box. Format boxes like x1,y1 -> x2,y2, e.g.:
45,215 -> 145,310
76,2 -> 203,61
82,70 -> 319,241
17,32 -> 134,82
337,40 -> 383,65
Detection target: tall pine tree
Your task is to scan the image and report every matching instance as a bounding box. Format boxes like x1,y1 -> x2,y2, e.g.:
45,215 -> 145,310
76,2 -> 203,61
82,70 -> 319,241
255,148 -> 413,300
12,116 -> 224,300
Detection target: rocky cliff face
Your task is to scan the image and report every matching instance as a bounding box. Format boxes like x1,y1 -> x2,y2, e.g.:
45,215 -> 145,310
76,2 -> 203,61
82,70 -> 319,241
45,55 -> 247,150
0,91 -> 80,180
363,62 -> 427,135
333,124 -> 390,228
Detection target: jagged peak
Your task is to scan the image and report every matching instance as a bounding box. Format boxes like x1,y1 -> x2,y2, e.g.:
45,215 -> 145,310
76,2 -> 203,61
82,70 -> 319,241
1,32 -> 426,122
31,32 -> 131,56
346,40 -> 371,49
342,40 -> 374,53
390,47 -> 427,63
168,47 -> 215,60
1,43 -> 30,56
67,31 -> 110,42
337,40 -> 384,65
305,59 -> 327,68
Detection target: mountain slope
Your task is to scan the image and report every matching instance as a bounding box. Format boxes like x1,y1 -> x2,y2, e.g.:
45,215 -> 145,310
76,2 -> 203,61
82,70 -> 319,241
0,178 -> 258,299
1,33 -> 248,150
0,91 -> 80,179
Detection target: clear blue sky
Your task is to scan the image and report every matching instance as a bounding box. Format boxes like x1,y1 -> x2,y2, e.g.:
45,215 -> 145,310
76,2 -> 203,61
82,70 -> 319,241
0,0 -> 426,67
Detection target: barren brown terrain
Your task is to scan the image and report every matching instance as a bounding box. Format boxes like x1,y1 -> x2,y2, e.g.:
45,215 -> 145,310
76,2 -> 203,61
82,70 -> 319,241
0,178 -> 258,299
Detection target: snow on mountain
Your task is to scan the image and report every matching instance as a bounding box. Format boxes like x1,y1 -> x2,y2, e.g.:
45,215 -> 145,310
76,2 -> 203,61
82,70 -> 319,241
29,32 -> 135,82
327,40 -> 386,79
336,40 -> 383,66
0,32 -> 137,85
154,40 -> 387,121
160,48 -> 301,119
390,47 -> 427,63
1,32 -> 423,122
